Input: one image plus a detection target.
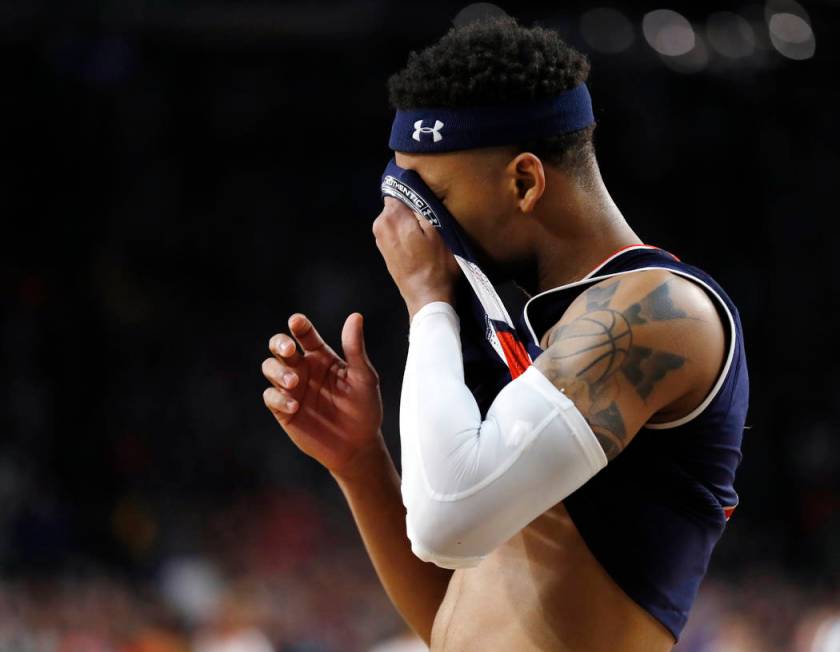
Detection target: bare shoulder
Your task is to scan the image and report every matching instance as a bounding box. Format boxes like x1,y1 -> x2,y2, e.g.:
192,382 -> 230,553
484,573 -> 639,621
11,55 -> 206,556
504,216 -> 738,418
533,269 -> 726,460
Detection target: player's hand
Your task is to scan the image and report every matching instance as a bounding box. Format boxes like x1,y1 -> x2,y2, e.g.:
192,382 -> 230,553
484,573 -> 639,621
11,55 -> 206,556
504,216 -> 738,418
373,197 -> 460,320
261,312 -> 383,478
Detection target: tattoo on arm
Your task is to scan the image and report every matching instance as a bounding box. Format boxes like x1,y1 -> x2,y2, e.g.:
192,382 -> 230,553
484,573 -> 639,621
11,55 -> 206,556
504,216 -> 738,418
537,279 -> 687,460
589,402 -> 626,460
623,281 -> 687,324
622,346 -> 686,400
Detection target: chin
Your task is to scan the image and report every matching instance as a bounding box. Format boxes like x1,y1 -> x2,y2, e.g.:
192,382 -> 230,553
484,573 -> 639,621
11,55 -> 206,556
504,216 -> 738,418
484,255 -> 539,294
464,232 -> 536,290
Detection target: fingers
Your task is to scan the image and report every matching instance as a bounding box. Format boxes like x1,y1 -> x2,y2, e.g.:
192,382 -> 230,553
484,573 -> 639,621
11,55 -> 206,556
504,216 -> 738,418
415,211 -> 438,236
261,356 -> 299,391
341,312 -> 379,386
269,332 -> 302,367
288,313 -> 328,354
373,199 -> 424,243
263,386 -> 299,420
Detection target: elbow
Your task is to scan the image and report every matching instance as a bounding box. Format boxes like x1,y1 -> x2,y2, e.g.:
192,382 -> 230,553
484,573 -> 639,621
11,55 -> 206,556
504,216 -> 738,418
406,501 -> 486,570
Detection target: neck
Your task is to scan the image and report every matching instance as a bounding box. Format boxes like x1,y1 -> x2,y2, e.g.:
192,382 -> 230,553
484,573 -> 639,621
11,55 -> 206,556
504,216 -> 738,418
528,165 -> 642,295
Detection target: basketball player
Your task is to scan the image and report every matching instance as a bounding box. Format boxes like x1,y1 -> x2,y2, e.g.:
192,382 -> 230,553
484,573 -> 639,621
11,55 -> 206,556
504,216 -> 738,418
261,17 -> 748,651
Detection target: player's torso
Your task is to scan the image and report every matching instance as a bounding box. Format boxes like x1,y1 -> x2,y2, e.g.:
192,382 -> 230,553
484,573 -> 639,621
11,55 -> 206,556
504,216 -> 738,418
429,501 -> 674,652
431,243 -> 746,652
430,298 -> 688,652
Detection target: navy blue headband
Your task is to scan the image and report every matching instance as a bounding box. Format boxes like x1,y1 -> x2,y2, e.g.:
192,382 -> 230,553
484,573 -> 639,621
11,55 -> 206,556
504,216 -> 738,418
388,83 -> 595,153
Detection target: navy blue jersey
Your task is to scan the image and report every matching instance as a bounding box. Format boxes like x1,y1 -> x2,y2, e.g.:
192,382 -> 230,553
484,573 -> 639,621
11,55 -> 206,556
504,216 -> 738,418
513,244 -> 750,640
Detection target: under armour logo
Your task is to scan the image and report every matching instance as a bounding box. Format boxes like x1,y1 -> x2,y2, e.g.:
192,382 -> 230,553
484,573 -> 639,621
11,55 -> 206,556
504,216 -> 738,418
412,119 -> 444,143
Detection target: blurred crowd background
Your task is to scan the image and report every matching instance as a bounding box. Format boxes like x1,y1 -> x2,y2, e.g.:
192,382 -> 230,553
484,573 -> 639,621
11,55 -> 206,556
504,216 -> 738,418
3,0 -> 839,650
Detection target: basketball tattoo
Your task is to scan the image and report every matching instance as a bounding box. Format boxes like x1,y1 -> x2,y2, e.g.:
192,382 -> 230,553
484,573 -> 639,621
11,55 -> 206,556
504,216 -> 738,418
536,279 -> 688,460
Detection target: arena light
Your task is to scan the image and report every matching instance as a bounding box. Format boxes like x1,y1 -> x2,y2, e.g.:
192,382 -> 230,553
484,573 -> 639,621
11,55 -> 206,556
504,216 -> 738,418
580,8 -> 635,54
768,12 -> 816,60
642,9 -> 695,57
706,11 -> 756,59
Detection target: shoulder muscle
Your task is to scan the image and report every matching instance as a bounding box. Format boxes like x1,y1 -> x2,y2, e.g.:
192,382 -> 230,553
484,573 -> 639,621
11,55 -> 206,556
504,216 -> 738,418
533,269 -> 726,460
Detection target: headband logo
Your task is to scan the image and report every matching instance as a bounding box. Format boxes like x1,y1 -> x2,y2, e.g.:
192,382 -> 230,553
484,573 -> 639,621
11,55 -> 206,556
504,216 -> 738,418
412,119 -> 444,143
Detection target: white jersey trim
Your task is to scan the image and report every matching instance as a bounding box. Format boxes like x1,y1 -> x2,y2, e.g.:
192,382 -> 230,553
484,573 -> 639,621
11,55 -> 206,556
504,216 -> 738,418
522,265 -> 737,431
521,245 -> 669,338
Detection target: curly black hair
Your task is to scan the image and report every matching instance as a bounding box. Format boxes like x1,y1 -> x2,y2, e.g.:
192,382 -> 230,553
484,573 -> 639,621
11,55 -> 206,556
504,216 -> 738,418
388,16 -> 595,174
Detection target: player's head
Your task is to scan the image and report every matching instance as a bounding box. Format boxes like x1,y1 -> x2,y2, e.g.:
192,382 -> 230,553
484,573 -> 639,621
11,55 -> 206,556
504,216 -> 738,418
387,16 -> 597,275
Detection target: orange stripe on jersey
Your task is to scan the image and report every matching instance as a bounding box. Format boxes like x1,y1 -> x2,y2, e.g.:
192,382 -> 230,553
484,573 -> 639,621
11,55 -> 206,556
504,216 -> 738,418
497,331 -> 532,378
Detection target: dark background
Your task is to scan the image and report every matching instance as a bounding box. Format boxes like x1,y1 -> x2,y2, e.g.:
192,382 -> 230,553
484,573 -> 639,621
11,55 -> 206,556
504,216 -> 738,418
2,1 -> 839,650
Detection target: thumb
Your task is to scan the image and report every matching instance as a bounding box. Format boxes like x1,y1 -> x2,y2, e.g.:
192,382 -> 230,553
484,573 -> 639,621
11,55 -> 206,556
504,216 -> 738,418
341,312 -> 378,384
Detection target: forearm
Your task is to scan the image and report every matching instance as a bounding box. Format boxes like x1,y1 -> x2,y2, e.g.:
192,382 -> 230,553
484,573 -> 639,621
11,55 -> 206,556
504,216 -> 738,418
332,436 -> 452,644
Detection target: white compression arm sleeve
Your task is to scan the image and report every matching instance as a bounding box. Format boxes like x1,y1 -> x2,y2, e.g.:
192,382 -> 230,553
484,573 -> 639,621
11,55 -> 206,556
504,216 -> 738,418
400,301 -> 608,569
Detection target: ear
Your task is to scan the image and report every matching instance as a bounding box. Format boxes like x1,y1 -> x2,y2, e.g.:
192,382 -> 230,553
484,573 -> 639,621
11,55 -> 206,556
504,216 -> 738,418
508,153 -> 546,214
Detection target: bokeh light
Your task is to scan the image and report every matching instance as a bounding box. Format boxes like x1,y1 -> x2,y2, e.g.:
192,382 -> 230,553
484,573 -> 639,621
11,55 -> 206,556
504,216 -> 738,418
764,0 -> 811,23
768,12 -> 816,60
642,9 -> 695,57
706,11 -> 756,59
661,33 -> 709,74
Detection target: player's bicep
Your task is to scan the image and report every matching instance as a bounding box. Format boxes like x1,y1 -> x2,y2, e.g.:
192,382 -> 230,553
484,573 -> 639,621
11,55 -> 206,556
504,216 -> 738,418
533,270 -> 718,460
